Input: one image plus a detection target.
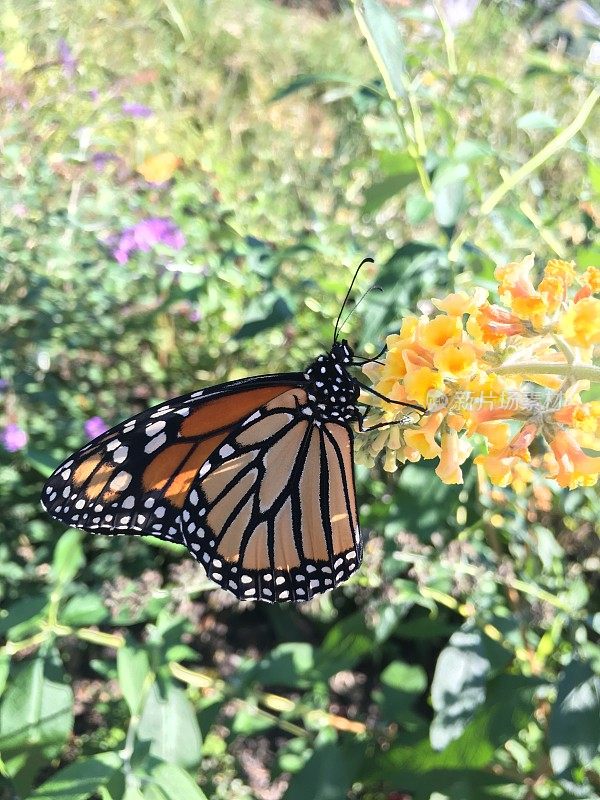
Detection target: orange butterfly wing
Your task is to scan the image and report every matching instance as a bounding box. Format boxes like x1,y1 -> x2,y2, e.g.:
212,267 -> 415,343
42,377 -> 303,544
177,387 -> 362,601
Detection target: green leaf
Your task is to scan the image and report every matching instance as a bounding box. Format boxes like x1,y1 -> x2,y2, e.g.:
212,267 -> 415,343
284,740 -> 366,800
359,242 -> 447,345
27,753 -> 122,800
0,594 -> 49,638
0,653 -> 10,698
517,111 -> 557,131
143,761 -> 208,800
373,660 -> 427,724
117,644 -> 152,716
52,529 -> 84,587
406,193 -> 433,225
25,449 -> 58,478
549,660 -> 600,779
433,164 -> 468,229
363,171 -> 418,215
138,683 -> 202,769
0,650 -> 73,752
377,150 -> 417,176
588,160 -> 600,195
315,613 -> 373,677
270,73 -> 364,102
246,642 -> 315,688
61,593 -> 108,627
430,624 -> 509,750
358,0 -> 407,100
232,706 -> 276,735
234,293 -> 294,340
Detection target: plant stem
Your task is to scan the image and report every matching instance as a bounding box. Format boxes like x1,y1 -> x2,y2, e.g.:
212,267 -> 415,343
433,0 -> 458,75
481,86 -> 600,215
494,362 -> 600,382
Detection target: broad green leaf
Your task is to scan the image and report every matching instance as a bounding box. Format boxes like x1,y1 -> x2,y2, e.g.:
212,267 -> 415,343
0,650 -> 73,752
117,644 -> 152,716
0,653 -> 9,698
25,449 -> 57,478
517,111 -> 557,131
374,674 -> 541,793
430,625 -> 492,750
284,740 -> 365,800
374,660 -> 427,724
589,160 -> 600,195
357,0 -> 407,100
377,149 -> 417,175
144,761 -> 208,800
0,594 -> 49,638
232,706 -> 276,735
234,292 -> 294,340
245,642 -> 315,688
363,171 -> 418,215
433,164 -> 468,229
27,752 -> 122,800
316,613 -> 373,677
549,660 -> 600,779
406,193 -> 433,225
61,593 -> 108,627
138,683 -> 202,769
52,529 -> 84,587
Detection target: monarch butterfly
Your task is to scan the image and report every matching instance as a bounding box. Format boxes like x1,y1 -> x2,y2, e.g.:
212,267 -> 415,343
41,259 -> 422,602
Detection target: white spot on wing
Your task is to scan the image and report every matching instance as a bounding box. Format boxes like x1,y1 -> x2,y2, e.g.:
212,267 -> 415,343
144,432 -> 167,454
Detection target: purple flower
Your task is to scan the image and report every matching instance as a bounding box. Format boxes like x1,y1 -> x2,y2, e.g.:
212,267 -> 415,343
1,424 -> 28,453
90,151 -> 119,171
122,102 -> 153,119
57,38 -> 77,78
112,217 -> 186,264
0,379 -> 9,392
84,416 -> 108,440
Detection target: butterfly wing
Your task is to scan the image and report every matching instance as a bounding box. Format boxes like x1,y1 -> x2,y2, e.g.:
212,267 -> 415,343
178,387 -> 362,602
41,375 -> 304,544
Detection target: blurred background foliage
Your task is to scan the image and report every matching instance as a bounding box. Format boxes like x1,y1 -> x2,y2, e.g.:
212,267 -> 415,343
0,0 -> 599,798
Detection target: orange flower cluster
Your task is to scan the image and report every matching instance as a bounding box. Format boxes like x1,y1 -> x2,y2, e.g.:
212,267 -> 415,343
357,256 -> 600,490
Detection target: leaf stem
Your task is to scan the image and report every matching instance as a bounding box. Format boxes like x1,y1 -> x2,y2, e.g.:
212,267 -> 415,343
494,362 -> 600,382
481,85 -> 600,215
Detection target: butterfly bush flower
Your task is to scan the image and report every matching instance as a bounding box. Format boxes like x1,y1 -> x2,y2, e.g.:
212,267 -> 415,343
1,423 -> 28,452
121,102 -> 153,118
84,416 -> 108,440
112,217 -> 186,264
356,256 -> 600,490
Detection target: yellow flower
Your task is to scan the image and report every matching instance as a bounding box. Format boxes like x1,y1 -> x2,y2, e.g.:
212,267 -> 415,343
432,288 -> 488,316
436,428 -> 472,484
549,429 -> 600,488
475,303 -> 526,343
582,266 -> 600,294
419,315 -> 462,349
433,342 -> 478,378
403,367 -> 444,407
544,259 -> 577,287
138,152 -> 181,183
404,413 -> 443,460
559,297 -> 600,347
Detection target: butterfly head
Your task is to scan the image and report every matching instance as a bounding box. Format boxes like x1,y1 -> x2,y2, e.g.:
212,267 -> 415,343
331,339 -> 354,365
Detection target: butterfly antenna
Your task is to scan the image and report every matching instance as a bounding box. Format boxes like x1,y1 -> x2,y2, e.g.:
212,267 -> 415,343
336,285 -> 383,342
333,257 -> 375,344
